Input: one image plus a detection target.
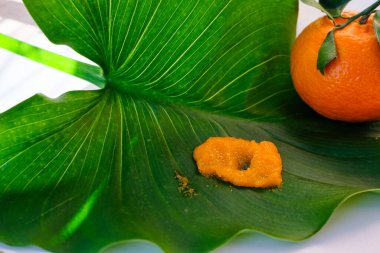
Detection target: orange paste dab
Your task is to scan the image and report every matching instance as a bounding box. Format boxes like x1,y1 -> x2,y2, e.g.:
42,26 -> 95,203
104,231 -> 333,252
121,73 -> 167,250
193,137 -> 282,188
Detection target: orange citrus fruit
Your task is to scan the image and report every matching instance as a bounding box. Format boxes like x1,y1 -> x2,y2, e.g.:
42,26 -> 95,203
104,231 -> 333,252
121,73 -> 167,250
290,11 -> 380,122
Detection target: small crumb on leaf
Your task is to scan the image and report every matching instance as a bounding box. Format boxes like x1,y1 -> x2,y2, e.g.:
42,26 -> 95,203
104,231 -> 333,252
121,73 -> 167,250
175,171 -> 197,197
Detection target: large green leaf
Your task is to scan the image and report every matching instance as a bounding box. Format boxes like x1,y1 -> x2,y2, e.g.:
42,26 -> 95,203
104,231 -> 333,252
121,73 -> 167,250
0,0 -> 380,253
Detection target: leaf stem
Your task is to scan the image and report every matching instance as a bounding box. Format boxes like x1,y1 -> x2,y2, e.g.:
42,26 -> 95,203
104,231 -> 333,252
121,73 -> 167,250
336,0 -> 380,30
0,33 -> 106,88
317,1 -> 380,74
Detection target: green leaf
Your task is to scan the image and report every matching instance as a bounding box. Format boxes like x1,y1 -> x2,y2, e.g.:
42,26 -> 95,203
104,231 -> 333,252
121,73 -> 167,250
317,30 -> 337,74
301,0 -> 351,19
374,10 -> 380,46
319,0 -> 351,17
300,0 -> 336,21
2,91 -> 380,253
0,1 -> 380,253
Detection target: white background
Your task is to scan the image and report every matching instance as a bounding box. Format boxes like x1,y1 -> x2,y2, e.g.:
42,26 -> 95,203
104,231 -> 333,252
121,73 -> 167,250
0,0 -> 380,252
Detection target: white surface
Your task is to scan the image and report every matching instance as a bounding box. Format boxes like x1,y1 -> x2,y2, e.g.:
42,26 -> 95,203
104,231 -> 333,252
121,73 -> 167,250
0,0 -> 380,252
0,0 -> 96,113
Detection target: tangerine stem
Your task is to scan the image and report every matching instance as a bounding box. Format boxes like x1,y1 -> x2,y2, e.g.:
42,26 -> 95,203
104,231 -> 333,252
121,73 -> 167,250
336,0 -> 380,30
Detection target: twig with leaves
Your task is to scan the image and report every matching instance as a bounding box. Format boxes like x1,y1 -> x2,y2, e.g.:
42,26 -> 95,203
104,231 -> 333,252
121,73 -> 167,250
301,0 -> 380,74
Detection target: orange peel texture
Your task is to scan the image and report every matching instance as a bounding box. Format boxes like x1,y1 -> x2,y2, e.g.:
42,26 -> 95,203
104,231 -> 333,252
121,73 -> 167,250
193,137 -> 282,188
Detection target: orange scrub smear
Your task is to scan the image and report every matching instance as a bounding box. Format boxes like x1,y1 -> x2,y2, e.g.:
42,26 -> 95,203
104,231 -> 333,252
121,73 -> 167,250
193,137 -> 282,188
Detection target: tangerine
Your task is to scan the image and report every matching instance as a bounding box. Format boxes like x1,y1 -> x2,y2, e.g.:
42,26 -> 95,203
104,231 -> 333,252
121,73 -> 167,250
290,11 -> 380,122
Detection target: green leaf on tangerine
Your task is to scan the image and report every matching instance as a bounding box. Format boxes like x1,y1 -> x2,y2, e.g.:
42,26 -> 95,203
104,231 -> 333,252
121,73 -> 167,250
317,30 -> 337,74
